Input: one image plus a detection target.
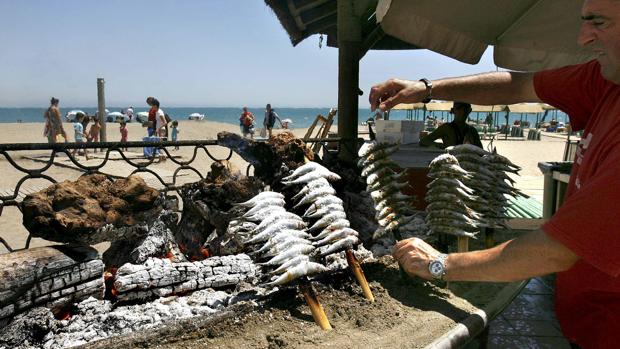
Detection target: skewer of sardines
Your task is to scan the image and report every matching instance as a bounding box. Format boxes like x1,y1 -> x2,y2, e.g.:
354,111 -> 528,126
232,190 -> 332,330
357,141 -> 425,241
283,161 -> 374,302
426,153 -> 481,252
446,145 -> 524,230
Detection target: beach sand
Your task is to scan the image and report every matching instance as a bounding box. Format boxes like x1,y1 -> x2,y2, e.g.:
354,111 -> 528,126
0,121 -> 568,253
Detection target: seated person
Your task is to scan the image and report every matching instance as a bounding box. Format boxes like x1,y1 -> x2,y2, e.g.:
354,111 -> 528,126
419,102 -> 483,149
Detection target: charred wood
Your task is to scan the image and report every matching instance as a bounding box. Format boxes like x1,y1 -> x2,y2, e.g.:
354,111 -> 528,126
0,246 -> 104,323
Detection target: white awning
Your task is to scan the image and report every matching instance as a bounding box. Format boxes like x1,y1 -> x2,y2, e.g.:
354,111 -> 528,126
376,0 -> 594,71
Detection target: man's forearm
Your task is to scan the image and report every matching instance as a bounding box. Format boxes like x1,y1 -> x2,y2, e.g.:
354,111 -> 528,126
432,72 -> 541,105
445,230 -> 578,282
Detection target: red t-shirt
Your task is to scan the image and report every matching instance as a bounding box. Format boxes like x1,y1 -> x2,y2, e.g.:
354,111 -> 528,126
148,107 -> 157,125
534,60 -> 620,348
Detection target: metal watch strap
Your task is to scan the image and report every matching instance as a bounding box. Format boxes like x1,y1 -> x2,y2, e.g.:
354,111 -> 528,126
419,78 -> 433,103
438,253 -> 447,281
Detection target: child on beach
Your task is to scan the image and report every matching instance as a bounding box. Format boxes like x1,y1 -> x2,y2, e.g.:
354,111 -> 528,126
120,121 -> 128,151
72,113 -> 89,160
87,117 -> 101,152
170,120 -> 180,150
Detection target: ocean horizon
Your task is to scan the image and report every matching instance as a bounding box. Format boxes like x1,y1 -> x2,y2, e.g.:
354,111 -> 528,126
0,106 -> 569,129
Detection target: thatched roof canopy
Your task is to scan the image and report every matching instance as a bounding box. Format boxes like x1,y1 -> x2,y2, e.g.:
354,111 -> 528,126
264,0 -> 419,51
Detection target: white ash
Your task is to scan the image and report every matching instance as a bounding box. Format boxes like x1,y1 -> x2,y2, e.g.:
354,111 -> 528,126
113,254 -> 258,301
25,288 -> 236,349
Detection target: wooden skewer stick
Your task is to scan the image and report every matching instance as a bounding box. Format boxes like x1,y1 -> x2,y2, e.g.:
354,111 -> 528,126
299,279 -> 332,330
345,249 -> 375,302
457,236 -> 469,253
484,228 -> 495,248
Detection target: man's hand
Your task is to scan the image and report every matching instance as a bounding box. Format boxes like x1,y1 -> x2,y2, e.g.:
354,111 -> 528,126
369,79 -> 428,112
393,237 -> 443,280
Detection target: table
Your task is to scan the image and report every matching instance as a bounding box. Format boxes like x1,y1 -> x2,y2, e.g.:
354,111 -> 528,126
538,162 -> 572,219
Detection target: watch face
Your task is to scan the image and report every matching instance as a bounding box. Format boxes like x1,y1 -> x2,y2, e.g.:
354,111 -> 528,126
429,261 -> 444,277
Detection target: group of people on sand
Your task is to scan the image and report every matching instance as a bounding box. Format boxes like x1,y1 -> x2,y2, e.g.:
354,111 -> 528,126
238,103 -> 282,139
44,97 -> 103,160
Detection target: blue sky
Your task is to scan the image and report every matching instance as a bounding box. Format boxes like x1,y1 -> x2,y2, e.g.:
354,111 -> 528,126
0,0 -> 497,108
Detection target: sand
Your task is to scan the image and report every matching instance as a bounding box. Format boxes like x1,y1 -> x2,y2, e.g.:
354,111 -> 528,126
0,121 -> 569,253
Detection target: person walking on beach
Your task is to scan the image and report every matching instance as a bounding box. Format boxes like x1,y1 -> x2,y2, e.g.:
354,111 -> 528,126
419,102 -> 483,148
71,113 -> 88,160
87,117 -> 101,152
119,121 -> 128,151
370,0 -> 620,347
125,106 -> 134,122
240,107 -> 255,139
263,104 -> 279,138
146,97 -> 157,137
43,97 -> 67,143
170,120 -> 180,150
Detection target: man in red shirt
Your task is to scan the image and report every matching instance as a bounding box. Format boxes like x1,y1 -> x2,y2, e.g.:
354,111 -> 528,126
369,0 -> 620,347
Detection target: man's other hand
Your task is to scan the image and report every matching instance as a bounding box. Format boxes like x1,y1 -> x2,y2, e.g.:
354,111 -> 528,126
393,237 -> 443,280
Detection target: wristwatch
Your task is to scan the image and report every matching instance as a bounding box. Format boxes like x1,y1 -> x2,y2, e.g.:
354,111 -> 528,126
419,78 -> 433,103
428,253 -> 448,281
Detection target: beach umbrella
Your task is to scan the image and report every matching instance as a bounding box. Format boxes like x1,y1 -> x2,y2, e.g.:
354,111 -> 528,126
375,0 -> 594,71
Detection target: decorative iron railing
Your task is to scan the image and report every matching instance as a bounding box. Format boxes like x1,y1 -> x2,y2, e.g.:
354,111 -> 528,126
0,137 -> 339,253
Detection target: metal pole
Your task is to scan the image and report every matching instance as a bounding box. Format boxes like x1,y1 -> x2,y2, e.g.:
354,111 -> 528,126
97,78 -> 107,142
337,0 -> 362,163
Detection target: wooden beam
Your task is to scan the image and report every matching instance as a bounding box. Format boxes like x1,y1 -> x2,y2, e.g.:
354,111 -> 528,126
359,23 -> 385,60
337,0 -> 362,163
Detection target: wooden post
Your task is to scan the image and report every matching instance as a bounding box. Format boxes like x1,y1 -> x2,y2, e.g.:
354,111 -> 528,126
484,228 -> 495,248
299,279 -> 332,330
97,78 -> 107,142
457,236 -> 469,253
345,249 -> 374,302
337,0 -> 362,163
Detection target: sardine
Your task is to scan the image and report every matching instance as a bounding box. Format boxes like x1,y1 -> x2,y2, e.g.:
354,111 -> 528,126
271,255 -> 311,274
246,220 -> 308,244
261,240 -> 315,258
429,154 -> 460,167
282,162 -> 329,181
260,245 -> 317,266
267,261 -> 328,286
446,144 -> 490,156
254,212 -> 304,232
242,198 -> 286,216
303,203 -> 345,219
243,206 -> 287,221
292,177 -> 330,201
319,235 -> 360,257
235,191 -> 285,207
294,186 -> 337,207
308,211 -> 348,231
282,169 -> 341,186
313,228 -> 359,247
361,158 -> 394,177
305,195 -> 344,215
312,219 -> 351,240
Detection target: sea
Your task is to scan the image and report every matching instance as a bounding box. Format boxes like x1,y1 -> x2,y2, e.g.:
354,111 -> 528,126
0,106 -> 569,129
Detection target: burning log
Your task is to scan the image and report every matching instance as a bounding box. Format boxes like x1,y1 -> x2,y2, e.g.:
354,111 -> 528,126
112,254 -> 258,302
217,131 -> 313,186
22,174 -> 163,245
0,245 -> 104,324
103,210 -> 185,267
176,161 -> 264,258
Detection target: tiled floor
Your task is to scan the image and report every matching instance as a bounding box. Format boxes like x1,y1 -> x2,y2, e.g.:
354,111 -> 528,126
486,275 -> 572,348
